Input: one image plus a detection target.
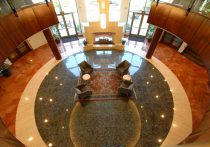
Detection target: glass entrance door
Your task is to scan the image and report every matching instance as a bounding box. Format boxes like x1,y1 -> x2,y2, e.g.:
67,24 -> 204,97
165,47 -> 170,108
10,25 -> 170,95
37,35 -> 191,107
129,11 -> 149,37
52,0 -> 82,38
57,12 -> 79,37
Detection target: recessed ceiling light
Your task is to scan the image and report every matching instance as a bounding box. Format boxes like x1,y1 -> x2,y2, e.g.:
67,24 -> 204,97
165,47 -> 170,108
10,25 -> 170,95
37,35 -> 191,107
44,119 -> 48,123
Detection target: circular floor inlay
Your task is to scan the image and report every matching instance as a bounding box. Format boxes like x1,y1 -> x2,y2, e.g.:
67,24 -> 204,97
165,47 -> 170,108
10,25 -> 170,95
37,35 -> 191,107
70,100 -> 141,147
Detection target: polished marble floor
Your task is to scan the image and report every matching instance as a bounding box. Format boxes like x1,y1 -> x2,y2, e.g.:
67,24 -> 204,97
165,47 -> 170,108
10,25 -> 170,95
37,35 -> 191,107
31,49 -> 175,147
0,39 -> 209,147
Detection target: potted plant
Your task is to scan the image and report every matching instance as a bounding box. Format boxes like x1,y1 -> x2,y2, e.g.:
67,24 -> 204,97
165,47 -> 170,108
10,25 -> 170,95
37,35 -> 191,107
53,34 -> 61,44
146,25 -> 155,42
83,40 -> 88,46
121,40 -> 126,45
0,63 -> 11,77
51,26 -> 61,44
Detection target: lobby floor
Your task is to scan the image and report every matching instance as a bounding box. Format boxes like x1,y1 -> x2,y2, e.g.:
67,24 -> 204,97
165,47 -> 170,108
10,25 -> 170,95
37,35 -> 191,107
0,40 -> 209,146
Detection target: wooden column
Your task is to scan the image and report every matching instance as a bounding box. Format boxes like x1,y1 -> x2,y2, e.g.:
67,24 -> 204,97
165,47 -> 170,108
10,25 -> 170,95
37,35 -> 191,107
43,28 -> 61,60
146,27 -> 163,59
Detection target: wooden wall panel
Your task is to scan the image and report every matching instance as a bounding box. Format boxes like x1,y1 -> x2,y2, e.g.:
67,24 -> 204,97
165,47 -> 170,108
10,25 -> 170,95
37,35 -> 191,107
147,2 -> 156,24
33,4 -> 58,30
153,4 -> 172,28
165,6 -> 186,35
190,19 -> 210,55
0,14 -> 26,46
0,36 -> 16,55
0,2 -> 58,64
48,3 -> 59,24
178,13 -> 205,44
0,25 -> 7,39
0,52 -> 5,64
148,1 -> 210,86
18,8 -> 41,38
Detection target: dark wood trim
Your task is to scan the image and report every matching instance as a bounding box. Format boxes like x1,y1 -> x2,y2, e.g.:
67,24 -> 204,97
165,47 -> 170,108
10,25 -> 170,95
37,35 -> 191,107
146,27 -> 163,58
43,28 -> 61,60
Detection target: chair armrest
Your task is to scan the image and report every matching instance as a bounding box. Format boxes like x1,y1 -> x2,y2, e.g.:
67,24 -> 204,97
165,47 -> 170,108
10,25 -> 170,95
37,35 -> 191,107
128,83 -> 134,89
118,87 -> 131,94
76,84 -> 86,89
79,90 -> 92,99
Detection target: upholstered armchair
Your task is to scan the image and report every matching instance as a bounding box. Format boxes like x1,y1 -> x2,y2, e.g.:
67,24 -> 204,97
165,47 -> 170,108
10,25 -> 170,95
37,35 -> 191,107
116,60 -> 131,75
78,61 -> 93,75
118,81 -> 134,96
74,84 -> 92,99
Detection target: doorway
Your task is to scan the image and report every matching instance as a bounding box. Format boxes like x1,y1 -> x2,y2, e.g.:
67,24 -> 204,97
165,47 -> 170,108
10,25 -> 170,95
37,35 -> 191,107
57,12 -> 80,37
52,0 -> 82,39
129,11 -> 149,37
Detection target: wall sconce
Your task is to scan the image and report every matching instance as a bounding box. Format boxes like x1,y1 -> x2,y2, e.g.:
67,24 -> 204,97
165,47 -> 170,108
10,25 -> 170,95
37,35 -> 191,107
100,13 -> 106,29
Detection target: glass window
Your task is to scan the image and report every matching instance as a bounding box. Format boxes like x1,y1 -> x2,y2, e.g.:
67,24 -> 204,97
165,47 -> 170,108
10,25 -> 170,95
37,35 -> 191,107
32,0 -> 45,3
52,0 -> 62,14
131,14 -> 141,35
129,0 -> 147,12
64,14 -> 76,35
145,0 -> 152,12
125,12 -> 133,33
139,15 -> 149,36
73,13 -> 82,33
0,0 -> 11,16
193,0 -> 210,16
109,0 -> 121,21
59,0 -> 77,13
85,0 -> 99,22
158,0 -> 191,9
57,16 -> 68,37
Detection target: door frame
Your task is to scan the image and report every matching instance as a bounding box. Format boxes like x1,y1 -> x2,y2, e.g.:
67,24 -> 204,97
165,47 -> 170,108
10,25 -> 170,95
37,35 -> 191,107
56,11 -> 80,38
129,11 -> 149,37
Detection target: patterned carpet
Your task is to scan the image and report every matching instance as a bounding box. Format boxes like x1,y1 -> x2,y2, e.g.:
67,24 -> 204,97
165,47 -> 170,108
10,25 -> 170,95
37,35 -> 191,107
76,69 -> 135,101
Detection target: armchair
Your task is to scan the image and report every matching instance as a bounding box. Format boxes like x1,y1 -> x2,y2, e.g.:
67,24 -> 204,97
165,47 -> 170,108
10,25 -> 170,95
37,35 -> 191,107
78,61 -> 93,75
116,60 -> 131,75
118,81 -> 134,96
74,84 -> 92,99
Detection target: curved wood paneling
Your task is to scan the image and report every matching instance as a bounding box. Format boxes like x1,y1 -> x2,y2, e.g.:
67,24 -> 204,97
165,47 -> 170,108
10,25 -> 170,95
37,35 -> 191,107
165,6 -> 186,35
148,2 -> 210,86
18,8 -> 41,37
178,13 -> 205,43
0,2 -> 58,64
